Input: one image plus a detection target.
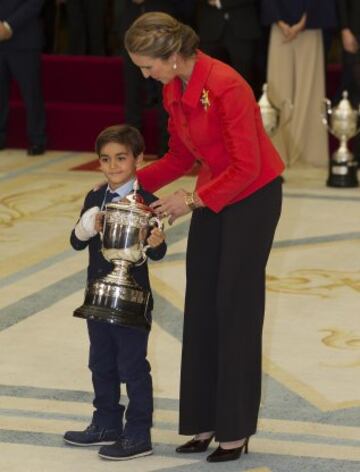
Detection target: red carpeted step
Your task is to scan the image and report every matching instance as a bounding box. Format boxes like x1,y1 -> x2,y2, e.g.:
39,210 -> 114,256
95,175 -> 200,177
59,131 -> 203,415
8,102 -> 160,153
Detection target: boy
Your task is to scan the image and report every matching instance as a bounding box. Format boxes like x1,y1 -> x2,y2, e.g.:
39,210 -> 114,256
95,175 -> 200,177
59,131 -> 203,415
64,124 -> 166,460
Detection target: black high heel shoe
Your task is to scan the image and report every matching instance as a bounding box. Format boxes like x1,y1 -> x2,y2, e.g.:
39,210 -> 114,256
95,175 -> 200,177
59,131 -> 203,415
206,437 -> 249,463
176,434 -> 214,453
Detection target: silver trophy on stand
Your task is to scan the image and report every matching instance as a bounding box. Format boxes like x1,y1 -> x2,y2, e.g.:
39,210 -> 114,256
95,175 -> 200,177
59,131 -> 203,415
322,90 -> 359,188
74,180 -> 162,329
258,83 -> 292,137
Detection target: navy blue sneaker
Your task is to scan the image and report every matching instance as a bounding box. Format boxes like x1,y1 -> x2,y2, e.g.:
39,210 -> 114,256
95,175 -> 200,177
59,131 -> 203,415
98,436 -> 153,460
64,423 -> 121,446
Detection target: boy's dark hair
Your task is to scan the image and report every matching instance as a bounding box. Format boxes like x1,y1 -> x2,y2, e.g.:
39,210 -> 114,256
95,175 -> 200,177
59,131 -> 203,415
95,124 -> 145,157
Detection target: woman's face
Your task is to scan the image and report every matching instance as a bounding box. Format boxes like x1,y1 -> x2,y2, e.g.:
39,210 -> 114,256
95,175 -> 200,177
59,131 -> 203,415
128,52 -> 177,84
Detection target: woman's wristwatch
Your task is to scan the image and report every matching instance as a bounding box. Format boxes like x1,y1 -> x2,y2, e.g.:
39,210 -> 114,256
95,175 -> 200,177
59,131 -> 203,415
184,192 -> 200,211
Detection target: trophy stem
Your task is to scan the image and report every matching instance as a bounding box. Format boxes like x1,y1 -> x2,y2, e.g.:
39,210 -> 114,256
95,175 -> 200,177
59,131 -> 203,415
327,136 -> 358,188
105,260 -> 134,285
334,136 -> 351,163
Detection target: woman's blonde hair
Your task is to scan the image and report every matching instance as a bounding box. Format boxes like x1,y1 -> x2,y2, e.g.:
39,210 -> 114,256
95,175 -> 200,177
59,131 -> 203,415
124,12 -> 199,60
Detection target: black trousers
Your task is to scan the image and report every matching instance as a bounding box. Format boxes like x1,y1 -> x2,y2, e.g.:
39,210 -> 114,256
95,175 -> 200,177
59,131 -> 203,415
66,0 -> 105,55
179,177 -> 282,442
121,1 -> 178,156
200,30 -> 257,88
123,52 -> 169,156
341,47 -> 360,161
0,50 -> 46,147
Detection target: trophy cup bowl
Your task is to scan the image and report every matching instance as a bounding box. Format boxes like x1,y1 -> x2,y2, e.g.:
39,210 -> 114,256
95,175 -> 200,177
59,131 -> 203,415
322,90 -> 359,188
74,195 -> 162,329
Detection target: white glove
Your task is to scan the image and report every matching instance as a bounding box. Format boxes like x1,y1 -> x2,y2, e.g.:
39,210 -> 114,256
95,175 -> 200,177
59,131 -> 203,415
74,206 -> 100,241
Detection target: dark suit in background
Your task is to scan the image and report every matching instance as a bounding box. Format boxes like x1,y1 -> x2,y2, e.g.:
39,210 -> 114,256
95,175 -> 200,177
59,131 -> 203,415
337,0 -> 360,161
197,0 -> 261,88
66,0 -> 106,55
337,0 -> 360,100
0,0 -> 46,151
337,0 -> 360,36
121,1 -> 180,156
41,0 -> 56,53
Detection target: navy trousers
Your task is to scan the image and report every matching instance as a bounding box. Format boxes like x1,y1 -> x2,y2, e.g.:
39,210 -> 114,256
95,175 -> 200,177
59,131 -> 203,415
87,319 -> 152,438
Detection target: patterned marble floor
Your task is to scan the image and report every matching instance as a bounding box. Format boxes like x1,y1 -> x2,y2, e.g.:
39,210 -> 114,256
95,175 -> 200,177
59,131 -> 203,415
0,149 -> 359,472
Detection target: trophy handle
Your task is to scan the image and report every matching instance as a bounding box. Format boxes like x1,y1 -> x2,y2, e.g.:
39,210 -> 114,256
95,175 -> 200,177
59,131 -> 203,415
322,98 -> 336,136
134,215 -> 164,267
354,126 -> 360,137
355,104 -> 360,136
280,98 -> 293,128
149,215 -> 164,231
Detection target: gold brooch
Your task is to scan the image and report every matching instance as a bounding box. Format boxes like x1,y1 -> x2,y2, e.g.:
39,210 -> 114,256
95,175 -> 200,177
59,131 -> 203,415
200,89 -> 211,111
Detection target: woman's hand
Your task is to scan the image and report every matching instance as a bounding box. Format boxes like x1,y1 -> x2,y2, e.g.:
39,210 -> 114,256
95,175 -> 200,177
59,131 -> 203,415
288,13 -> 307,40
278,13 -> 306,43
207,0 -> 221,7
147,227 -> 166,248
0,21 -> 12,41
342,28 -> 359,53
277,20 -> 291,40
150,189 -> 192,225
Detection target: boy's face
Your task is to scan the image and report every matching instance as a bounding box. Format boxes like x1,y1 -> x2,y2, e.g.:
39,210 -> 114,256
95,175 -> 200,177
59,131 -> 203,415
98,142 -> 143,190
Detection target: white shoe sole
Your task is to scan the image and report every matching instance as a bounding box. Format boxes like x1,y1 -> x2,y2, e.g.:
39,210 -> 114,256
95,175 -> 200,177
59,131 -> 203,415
98,449 -> 153,461
64,439 -> 116,447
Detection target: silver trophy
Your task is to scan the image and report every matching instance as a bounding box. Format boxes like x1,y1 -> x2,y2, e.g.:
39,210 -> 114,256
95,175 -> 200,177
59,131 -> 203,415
74,180 -> 162,329
322,90 -> 359,188
258,83 -> 292,137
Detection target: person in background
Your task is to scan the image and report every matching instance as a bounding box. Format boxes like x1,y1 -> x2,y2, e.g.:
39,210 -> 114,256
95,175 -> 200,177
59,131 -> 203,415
261,0 -> 337,167
66,0 -> 106,55
0,0 -> 47,155
337,0 -> 360,164
125,12 -> 284,464
175,0 -> 197,29
120,0 -> 181,158
41,0 -> 57,53
197,0 -> 261,91
111,0 -> 125,55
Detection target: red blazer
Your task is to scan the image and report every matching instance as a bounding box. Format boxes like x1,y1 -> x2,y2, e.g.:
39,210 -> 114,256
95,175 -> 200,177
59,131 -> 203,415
137,51 -> 285,213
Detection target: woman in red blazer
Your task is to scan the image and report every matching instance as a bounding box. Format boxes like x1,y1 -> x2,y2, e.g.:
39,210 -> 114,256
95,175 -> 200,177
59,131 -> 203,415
125,12 -> 284,463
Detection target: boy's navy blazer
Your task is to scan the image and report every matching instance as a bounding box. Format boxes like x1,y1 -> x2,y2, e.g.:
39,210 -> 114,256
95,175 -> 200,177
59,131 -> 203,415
70,184 -> 167,313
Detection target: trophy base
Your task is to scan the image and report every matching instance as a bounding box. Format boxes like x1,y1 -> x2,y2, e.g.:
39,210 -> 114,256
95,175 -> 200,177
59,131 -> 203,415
73,277 -> 150,330
327,162 -> 359,188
